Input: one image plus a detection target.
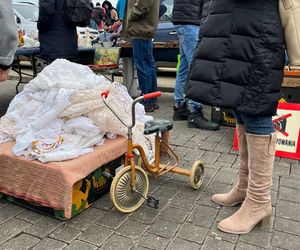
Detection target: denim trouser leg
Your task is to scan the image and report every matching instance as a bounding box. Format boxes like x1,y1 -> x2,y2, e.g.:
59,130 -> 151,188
234,111 -> 275,135
132,39 -> 157,105
174,25 -> 202,112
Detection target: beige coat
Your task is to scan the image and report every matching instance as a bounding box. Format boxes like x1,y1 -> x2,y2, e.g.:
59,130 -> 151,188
121,0 -> 160,40
280,0 -> 300,66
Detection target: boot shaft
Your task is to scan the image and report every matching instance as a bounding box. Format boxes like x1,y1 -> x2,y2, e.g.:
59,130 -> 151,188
246,132 -> 277,203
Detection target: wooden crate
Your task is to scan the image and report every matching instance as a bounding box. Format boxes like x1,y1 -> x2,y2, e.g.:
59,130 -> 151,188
282,66 -> 300,88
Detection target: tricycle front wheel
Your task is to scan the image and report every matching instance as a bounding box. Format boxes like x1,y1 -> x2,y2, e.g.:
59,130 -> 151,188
110,165 -> 149,213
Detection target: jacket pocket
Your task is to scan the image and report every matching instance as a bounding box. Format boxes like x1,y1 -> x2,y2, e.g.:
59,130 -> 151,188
282,0 -> 293,10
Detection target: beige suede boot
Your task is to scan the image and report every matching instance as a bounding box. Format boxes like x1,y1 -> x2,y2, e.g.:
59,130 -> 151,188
218,132 -> 276,234
211,125 -> 248,206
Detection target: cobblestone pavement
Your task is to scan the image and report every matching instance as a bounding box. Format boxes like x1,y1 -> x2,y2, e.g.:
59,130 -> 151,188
0,80 -> 300,250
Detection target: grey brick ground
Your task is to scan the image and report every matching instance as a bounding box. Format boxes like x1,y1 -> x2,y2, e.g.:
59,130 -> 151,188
1,82 -> 300,249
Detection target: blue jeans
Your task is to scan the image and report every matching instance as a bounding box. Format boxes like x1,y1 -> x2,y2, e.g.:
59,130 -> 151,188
132,39 -> 158,105
175,25 -> 202,113
234,111 -> 275,135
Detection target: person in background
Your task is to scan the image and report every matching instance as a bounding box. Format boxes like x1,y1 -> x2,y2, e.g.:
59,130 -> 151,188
185,0 -> 285,234
38,0 -> 78,62
171,0 -> 219,131
95,3 -> 106,31
102,0 -> 119,32
0,0 -> 18,82
113,0 -> 126,32
120,0 -> 160,112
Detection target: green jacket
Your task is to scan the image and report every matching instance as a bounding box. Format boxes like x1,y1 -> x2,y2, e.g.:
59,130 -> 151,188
121,0 -> 159,40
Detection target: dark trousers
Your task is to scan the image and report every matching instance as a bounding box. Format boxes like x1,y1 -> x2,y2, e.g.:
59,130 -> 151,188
132,39 -> 158,105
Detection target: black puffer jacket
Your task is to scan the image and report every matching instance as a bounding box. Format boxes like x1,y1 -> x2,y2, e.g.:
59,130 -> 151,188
38,0 -> 78,61
185,0 -> 285,116
172,0 -> 203,26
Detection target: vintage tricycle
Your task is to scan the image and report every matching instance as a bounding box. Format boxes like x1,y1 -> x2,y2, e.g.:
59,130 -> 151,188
101,90 -> 204,213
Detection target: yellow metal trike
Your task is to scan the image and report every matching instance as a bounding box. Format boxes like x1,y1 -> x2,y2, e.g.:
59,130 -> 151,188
101,90 -> 204,213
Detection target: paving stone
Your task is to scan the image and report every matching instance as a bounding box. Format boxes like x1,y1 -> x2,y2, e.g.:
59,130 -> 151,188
272,231 -> 300,250
32,238 -> 67,250
213,161 -> 233,168
272,178 -> 279,192
136,233 -> 169,250
160,178 -> 187,191
202,236 -> 235,250
279,186 -> 300,204
159,206 -> 188,223
197,195 -> 221,209
0,233 -> 40,250
78,224 -> 113,246
172,135 -> 194,147
271,190 -> 278,206
129,206 -> 159,225
191,131 -> 213,141
291,163 -> 300,175
24,216 -> 63,238
217,154 -> 237,164
272,163 -> 291,178
174,181 -> 205,200
0,198 -> 7,208
169,194 -> 196,211
277,200 -> 300,222
203,168 -> 218,179
235,241 -> 266,250
173,146 -> 190,159
148,219 -> 180,238
131,246 -> 153,250
204,181 -> 231,196
0,218 -> 31,245
274,217 -> 300,236
176,222 -> 208,245
215,206 -> 239,222
153,186 -> 178,199
198,141 -> 218,151
239,228 -> 272,248
209,222 -> 238,244
49,226 -> 81,244
0,203 -> 25,223
117,220 -> 149,239
17,210 -> 43,223
185,140 -> 202,149
63,240 -> 97,250
214,142 -> 233,154
65,207 -> 106,230
166,238 -> 200,250
92,193 -> 114,211
188,205 -> 218,228
148,183 -> 160,194
96,211 -> 128,229
184,148 -> 205,162
100,234 -> 133,250
279,177 -> 300,190
213,169 -> 237,185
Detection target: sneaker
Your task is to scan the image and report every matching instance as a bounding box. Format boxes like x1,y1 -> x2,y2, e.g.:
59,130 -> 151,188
187,111 -> 220,131
173,102 -> 190,121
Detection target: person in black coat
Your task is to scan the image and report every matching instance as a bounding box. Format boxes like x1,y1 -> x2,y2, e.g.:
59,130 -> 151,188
38,0 -> 78,61
172,0 -> 219,131
185,0 -> 285,234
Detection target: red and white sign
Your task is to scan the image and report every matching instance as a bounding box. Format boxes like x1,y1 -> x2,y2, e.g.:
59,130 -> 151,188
233,102 -> 300,160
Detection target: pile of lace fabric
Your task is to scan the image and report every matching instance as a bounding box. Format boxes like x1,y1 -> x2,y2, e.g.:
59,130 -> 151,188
0,59 -> 154,163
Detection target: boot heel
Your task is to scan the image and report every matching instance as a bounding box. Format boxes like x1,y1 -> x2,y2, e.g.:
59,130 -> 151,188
260,215 -> 271,229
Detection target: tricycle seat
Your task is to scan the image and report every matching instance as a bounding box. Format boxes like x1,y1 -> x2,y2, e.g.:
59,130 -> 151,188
144,119 -> 173,135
